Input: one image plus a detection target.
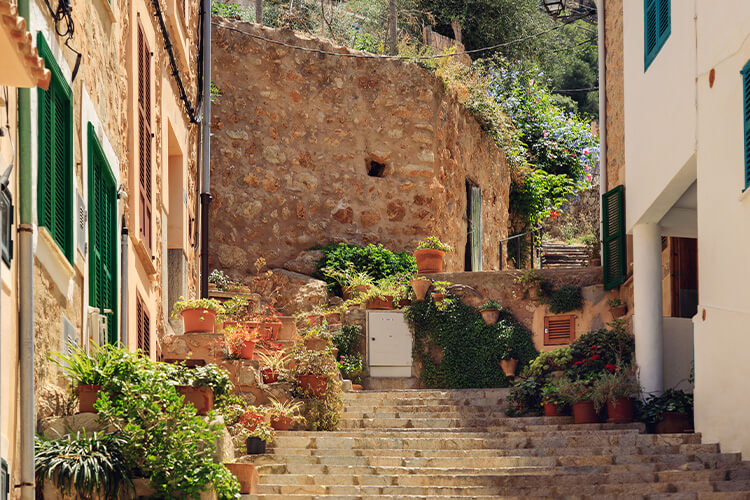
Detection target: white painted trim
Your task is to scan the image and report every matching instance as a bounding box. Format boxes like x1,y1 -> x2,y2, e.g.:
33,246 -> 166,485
35,227 -> 75,301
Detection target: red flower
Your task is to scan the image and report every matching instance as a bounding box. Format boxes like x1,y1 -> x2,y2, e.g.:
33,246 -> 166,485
573,361 -> 583,366
591,354 -> 601,360
605,364 -> 616,373
590,346 -> 598,351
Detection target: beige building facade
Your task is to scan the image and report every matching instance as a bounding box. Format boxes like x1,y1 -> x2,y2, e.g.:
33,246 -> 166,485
0,0 -> 203,494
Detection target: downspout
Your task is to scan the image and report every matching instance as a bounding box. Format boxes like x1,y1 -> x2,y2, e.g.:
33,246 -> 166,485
597,0 -> 608,260
199,0 -> 211,298
120,216 -> 128,345
17,0 -> 36,497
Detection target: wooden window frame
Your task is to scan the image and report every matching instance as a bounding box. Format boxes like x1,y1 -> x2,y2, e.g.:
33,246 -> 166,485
137,21 -> 153,253
544,315 -> 576,346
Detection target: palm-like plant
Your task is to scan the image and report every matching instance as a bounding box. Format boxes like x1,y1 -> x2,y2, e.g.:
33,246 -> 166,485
257,351 -> 290,373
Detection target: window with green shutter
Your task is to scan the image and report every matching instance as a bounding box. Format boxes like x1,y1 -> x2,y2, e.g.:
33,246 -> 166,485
88,124 -> 118,344
37,33 -> 73,263
742,60 -> 750,190
602,185 -> 627,290
644,0 -> 670,70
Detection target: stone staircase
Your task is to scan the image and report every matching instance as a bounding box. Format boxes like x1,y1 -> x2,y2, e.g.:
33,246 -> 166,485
541,243 -> 590,268
243,388 -> 750,499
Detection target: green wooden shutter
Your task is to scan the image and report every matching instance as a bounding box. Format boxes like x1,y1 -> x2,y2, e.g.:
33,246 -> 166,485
37,34 -> 73,262
88,124 -> 118,344
644,0 -> 670,70
602,185 -> 627,290
742,60 -> 750,190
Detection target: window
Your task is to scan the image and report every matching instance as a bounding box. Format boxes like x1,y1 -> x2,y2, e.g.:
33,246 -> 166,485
37,33 -> 73,262
465,181 -> 482,271
366,158 -> 386,177
644,0 -> 670,70
544,315 -> 576,346
0,189 -> 12,266
137,23 -> 153,252
136,293 -> 150,356
602,185 -> 627,290
88,124 -> 118,344
742,59 -> 750,190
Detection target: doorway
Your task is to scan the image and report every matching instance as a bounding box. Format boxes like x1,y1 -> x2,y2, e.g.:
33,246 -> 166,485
465,181 -> 482,271
670,237 -> 698,318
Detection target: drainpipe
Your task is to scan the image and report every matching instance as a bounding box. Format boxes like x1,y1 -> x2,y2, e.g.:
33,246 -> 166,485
597,0 -> 608,261
199,0 -> 211,299
17,0 -> 36,497
120,216 -> 128,346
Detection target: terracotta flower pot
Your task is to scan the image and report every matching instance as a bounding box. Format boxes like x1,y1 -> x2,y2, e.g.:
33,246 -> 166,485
398,298 -> 411,308
298,374 -> 328,397
331,348 -> 339,359
410,278 -> 431,301
238,338 -> 258,359
181,308 -> 217,333
247,321 -> 282,341
499,358 -> 519,377
77,384 -> 102,413
544,402 -> 567,417
366,296 -> 395,310
224,463 -> 257,494
606,397 -> 634,423
572,400 -> 598,424
304,336 -> 329,351
177,385 -> 214,416
261,368 -> 279,384
610,305 -> 627,318
432,293 -> 446,303
342,285 -> 371,300
270,415 -> 293,431
246,437 -> 267,455
655,412 -> 690,434
324,312 -> 342,325
351,384 -> 363,391
306,314 -> 322,327
414,248 -> 445,274
480,308 -> 501,325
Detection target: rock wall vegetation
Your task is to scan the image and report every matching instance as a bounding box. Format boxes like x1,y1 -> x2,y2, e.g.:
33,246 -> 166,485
209,18 -> 512,280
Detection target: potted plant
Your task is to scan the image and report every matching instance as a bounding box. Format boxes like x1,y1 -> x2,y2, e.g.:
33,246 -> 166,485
322,265 -> 374,300
324,307 -> 343,325
239,410 -> 274,454
410,276 -> 431,301
414,236 -> 453,274
540,381 -> 568,417
640,389 -> 693,434
266,398 -> 304,430
219,295 -> 251,329
338,353 -> 365,388
172,297 -> 225,334
224,461 -> 257,495
257,351 -> 289,384
497,327 -> 519,378
479,300 -> 503,325
168,363 -> 232,416
292,349 -> 337,398
248,304 -> 283,340
224,324 -> 259,359
431,280 -> 452,303
556,376 -> 598,424
208,269 -> 231,292
514,270 -> 543,300
608,298 -> 627,318
301,325 -> 332,351
364,279 -> 396,310
592,364 -> 641,423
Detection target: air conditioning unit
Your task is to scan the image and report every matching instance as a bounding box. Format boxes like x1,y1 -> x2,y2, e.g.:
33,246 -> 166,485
87,308 -> 110,348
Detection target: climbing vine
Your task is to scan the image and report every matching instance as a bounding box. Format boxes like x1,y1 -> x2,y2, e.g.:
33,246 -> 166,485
404,296 -> 538,389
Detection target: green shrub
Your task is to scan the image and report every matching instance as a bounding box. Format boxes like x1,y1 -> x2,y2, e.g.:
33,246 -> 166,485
332,325 -> 361,358
505,368 -> 544,416
338,354 -> 364,385
546,285 -> 583,314
315,243 -> 416,294
566,327 -> 635,380
637,389 -> 693,424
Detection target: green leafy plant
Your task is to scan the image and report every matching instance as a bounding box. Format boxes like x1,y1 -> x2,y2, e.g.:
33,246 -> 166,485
608,298 -> 623,308
238,410 -> 275,442
292,378 -> 344,431
591,364 -> 641,411
415,236 -> 453,253
208,269 -> 231,291
290,348 -> 338,378
223,324 -> 258,359
171,297 -> 225,318
526,347 -> 572,378
315,243 -> 416,294
546,285 -> 583,314
566,327 -> 635,380
554,375 -> 596,406
479,300 -> 502,311
431,281 -> 452,295
50,342 -> 141,389
166,363 -> 233,400
338,353 -> 364,385
540,381 -> 567,407
219,296 -> 251,322
266,398 -> 305,423
35,432 -> 132,499
505,368 -> 544,417
210,81 -> 222,103
321,264 -> 374,289
514,270 -> 542,293
257,351 -> 290,376
332,325 -> 362,358
638,389 -> 694,424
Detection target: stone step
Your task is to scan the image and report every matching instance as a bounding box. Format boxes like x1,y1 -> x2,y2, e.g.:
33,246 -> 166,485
243,493 -> 750,500
342,388 -> 510,399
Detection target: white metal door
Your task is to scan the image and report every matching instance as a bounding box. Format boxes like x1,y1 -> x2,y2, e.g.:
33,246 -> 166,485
367,311 -> 412,377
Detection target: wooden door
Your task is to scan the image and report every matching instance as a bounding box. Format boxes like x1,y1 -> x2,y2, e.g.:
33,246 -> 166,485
670,237 -> 698,318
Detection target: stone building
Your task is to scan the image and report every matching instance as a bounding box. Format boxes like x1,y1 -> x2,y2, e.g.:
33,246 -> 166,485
209,19 -> 511,280
0,0 -> 203,494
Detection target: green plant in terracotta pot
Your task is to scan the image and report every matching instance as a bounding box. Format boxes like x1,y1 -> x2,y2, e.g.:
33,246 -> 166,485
223,324 -> 259,360
608,298 -> 628,318
266,398 -> 305,430
238,410 -> 274,454
540,380 -> 568,417
166,363 -> 232,416
639,388 -> 693,433
172,297 -> 225,333
291,348 -> 337,398
257,351 -> 290,384
219,295 -> 251,326
496,325 -> 520,378
414,236 -> 453,274
591,363 -> 641,423
301,325 -> 333,352
363,278 -> 397,310
555,375 -> 599,424
479,300 -> 503,325
322,264 -> 374,300
514,270 -> 542,300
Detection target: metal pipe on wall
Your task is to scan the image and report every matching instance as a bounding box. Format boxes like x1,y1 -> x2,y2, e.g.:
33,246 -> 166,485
199,0 -> 212,298
120,216 -> 128,346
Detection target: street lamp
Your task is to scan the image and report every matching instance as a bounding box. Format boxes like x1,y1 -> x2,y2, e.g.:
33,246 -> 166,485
542,0 -> 566,17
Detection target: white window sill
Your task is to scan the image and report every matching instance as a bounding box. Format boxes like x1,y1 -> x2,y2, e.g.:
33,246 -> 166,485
36,226 -> 75,301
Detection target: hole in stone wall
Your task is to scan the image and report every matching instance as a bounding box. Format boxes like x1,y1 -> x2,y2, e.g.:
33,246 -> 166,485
366,159 -> 387,177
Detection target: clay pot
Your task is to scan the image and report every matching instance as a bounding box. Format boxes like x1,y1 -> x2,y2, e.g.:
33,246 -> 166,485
181,308 -> 217,333
247,321 -> 282,341
544,402 -> 567,417
432,293 -> 446,303
572,400 -> 598,424
304,336 -> 329,351
238,338 -> 258,359
414,248 -> 445,274
343,285 -> 372,300
246,437 -> 267,455
331,348 -> 339,359
480,308 -> 501,325
366,296 -> 395,310
499,358 -> 519,378
298,374 -> 328,397
261,368 -> 278,384
224,463 -> 257,494
77,384 -> 102,413
655,412 -> 690,434
410,278 -> 431,301
398,298 -> 411,308
610,305 -> 627,318
177,385 -> 214,416
606,397 -> 634,424
306,314 -> 322,327
324,312 -> 342,324
270,415 -> 293,431
208,283 -> 218,291
351,384 -> 363,391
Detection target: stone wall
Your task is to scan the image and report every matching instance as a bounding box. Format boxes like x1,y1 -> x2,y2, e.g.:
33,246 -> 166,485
605,0 -> 625,188
209,19 -> 511,282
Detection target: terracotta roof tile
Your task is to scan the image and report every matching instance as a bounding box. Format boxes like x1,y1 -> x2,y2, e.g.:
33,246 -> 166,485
0,0 -> 51,89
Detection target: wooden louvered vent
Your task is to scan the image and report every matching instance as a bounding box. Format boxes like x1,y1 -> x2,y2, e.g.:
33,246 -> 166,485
136,294 -> 151,357
544,315 -> 575,346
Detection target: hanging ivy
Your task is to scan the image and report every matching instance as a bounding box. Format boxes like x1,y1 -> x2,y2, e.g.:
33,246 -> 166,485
404,296 -> 538,389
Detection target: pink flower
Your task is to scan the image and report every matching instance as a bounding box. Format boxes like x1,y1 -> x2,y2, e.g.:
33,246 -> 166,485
586,174 -> 592,181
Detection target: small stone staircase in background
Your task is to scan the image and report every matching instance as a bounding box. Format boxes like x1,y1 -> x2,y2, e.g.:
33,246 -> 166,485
542,244 -> 590,268
243,388 -> 750,499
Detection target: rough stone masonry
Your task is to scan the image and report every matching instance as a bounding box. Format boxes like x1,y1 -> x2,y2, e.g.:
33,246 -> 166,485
209,18 -> 512,280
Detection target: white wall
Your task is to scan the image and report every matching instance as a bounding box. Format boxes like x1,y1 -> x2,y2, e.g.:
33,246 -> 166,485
623,0 -> 697,230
